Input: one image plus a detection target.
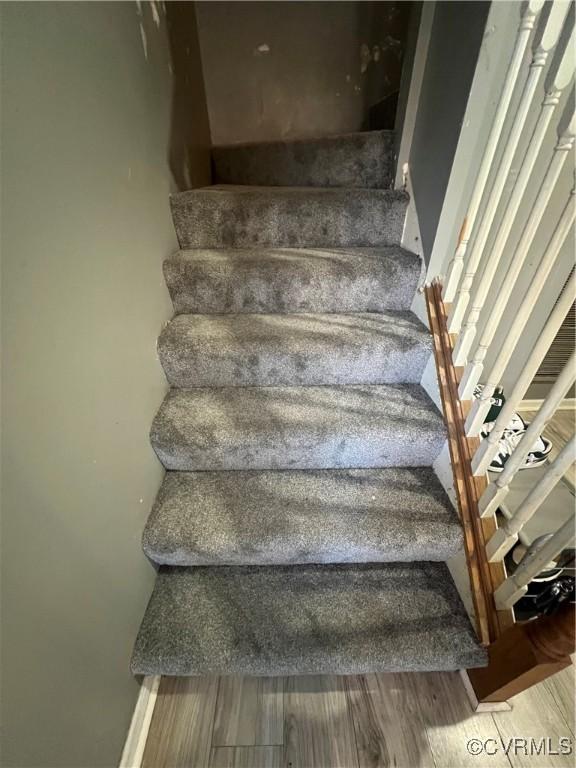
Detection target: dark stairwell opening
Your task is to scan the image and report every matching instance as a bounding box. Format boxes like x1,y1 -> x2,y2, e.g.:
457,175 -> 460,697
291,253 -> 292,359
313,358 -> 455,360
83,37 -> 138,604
194,0 -> 412,147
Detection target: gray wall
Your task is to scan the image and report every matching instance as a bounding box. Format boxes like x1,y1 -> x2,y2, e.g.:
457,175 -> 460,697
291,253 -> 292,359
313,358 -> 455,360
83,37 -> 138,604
0,3 -> 210,766
408,1 -> 490,260
196,1 -> 409,145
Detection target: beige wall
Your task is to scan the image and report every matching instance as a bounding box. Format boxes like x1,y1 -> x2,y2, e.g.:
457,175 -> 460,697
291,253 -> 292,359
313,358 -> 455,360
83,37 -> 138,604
0,3 -> 210,766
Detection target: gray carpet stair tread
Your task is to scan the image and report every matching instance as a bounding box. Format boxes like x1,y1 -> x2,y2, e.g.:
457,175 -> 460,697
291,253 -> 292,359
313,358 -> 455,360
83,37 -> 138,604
170,185 -> 409,249
143,467 -> 463,566
164,246 -> 421,315
212,130 -> 394,189
158,311 -> 432,388
130,562 -> 487,676
150,383 -> 446,471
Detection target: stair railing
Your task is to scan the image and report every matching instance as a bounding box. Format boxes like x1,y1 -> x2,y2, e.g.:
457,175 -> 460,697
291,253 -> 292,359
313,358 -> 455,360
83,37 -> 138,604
442,0 -> 545,309
486,436 -> 575,566
478,341 -> 576,510
424,0 -> 575,706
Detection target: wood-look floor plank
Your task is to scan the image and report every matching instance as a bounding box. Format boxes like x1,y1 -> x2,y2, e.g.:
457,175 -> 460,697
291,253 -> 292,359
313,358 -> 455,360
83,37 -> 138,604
284,675 -> 359,768
142,676 -> 219,768
210,746 -> 283,768
417,672 -> 511,767
492,672 -> 575,767
212,676 -> 283,747
143,670 -> 575,768
345,673 -> 435,768
543,667 -> 576,736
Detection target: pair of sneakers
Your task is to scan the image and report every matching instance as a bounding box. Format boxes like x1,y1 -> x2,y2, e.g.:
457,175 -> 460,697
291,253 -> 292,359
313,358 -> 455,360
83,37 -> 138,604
474,385 -> 552,473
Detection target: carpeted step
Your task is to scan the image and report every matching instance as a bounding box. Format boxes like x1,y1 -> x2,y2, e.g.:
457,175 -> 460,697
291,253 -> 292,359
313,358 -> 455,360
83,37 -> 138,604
130,561 -> 487,676
170,186 -> 409,249
158,311 -> 431,388
212,130 -> 395,189
150,383 -> 445,471
143,467 -> 463,566
164,246 -> 421,315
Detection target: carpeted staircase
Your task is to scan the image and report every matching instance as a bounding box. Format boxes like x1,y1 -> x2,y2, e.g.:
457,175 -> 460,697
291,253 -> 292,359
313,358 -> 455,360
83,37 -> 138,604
131,129 -> 487,676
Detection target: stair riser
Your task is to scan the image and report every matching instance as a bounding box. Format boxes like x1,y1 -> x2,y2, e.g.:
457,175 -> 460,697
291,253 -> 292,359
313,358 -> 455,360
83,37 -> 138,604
144,538 -> 462,567
158,311 -> 432,389
164,249 -> 420,315
159,330 -> 431,388
150,384 -> 446,472
213,131 -> 394,189
133,656 -> 484,677
171,189 -> 408,249
151,431 -> 445,472
143,467 -> 462,567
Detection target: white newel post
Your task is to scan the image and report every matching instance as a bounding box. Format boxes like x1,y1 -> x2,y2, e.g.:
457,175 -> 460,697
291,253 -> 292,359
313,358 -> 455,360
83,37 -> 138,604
449,1 -> 571,355
442,1 -> 544,307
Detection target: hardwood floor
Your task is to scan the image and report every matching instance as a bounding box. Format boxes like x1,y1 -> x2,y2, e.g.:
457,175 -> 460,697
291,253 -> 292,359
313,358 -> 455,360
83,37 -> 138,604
142,666 -> 575,767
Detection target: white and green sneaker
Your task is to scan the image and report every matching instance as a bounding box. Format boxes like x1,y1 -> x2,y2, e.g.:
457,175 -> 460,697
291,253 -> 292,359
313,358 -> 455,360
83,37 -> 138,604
485,426 -> 552,473
474,385 -> 552,472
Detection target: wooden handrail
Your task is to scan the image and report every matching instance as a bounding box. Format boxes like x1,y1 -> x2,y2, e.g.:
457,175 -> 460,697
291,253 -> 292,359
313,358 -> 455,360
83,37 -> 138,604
425,282 -> 513,645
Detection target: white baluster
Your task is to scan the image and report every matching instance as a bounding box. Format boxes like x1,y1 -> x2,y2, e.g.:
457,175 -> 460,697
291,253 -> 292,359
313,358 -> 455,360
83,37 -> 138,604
478,349 -> 576,515
456,31 -> 575,385
460,187 -> 576,402
442,1 -> 544,305
472,270 -> 576,486
487,436 -> 576,562
448,1 -> 569,339
465,124 -> 576,438
494,517 -> 575,609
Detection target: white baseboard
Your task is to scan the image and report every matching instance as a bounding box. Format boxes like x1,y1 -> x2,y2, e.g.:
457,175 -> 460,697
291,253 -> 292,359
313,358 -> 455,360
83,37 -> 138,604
519,398 -> 576,411
119,676 -> 161,768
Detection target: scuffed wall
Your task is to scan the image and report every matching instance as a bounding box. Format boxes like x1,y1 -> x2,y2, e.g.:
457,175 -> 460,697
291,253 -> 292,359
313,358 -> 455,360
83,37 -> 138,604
0,2 -> 210,766
196,1 -> 410,146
